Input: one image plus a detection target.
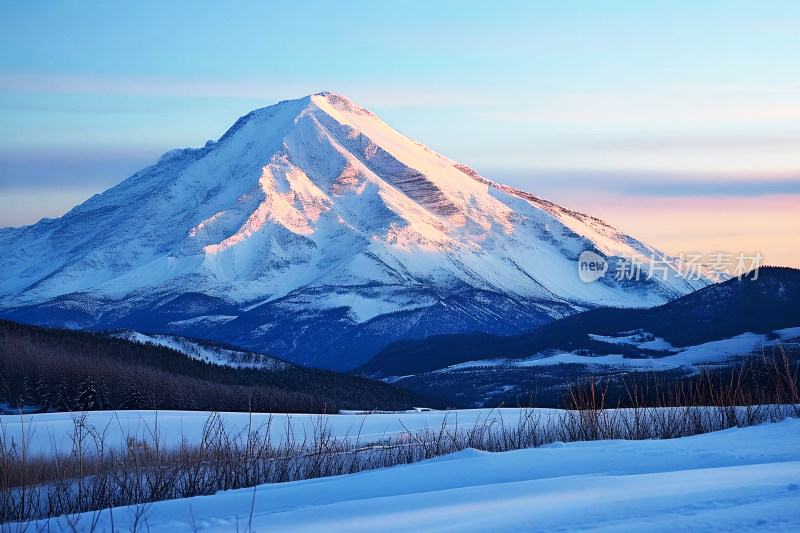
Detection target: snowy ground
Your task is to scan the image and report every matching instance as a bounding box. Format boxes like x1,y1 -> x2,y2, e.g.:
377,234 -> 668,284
19,417 -> 800,532
1,408 -> 550,456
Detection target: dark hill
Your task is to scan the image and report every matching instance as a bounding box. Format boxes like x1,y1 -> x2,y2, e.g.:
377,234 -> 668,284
355,267 -> 800,378
0,319 -> 439,413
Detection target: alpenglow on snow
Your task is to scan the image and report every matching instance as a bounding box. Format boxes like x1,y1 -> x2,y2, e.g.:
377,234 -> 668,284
0,93 -> 721,369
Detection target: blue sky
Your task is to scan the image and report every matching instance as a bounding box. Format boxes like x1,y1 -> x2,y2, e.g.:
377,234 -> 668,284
1,1 -> 798,265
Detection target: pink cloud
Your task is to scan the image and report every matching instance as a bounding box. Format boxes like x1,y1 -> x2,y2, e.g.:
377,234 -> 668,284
559,192 -> 800,268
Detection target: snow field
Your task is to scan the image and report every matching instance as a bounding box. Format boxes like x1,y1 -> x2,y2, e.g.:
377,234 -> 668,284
11,416 -> 800,532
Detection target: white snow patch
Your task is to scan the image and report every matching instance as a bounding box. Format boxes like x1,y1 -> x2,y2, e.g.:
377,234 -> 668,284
443,327 -> 800,373
111,331 -> 287,370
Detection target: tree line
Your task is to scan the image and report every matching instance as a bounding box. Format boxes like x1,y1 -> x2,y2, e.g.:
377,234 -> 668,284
0,320 -> 435,414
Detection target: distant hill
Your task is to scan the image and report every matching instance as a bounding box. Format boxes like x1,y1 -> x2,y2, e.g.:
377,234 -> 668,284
356,267 -> 800,378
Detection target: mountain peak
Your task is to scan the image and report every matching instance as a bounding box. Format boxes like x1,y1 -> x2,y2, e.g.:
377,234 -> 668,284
309,91 -> 378,118
0,93 -> 721,369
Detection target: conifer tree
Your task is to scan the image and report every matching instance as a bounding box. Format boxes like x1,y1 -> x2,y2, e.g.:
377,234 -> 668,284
76,377 -> 98,411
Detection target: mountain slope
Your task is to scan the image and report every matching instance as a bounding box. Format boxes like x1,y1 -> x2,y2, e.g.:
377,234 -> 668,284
0,93 -> 719,370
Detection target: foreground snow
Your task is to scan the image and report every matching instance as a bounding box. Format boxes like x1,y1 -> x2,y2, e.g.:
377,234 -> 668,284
26,418 -> 800,532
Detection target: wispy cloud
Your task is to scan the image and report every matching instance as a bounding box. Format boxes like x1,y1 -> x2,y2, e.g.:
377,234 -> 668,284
0,146 -> 160,187
477,92 -> 800,123
0,72 -> 308,100
668,79 -> 800,95
0,72 -> 499,109
561,133 -> 800,152
492,168 -> 800,197
0,186 -> 101,228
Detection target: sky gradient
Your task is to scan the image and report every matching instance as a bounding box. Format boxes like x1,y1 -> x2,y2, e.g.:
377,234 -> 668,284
1,1 -> 798,267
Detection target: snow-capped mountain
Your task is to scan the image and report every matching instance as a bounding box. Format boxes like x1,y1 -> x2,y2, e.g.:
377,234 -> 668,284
0,93 -> 721,370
